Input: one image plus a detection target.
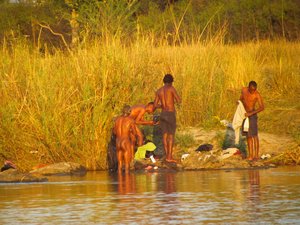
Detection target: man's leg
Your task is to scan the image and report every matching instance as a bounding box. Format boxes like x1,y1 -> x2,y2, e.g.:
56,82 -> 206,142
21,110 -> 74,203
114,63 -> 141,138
247,137 -> 254,160
129,133 -> 136,160
117,150 -> 123,173
163,133 -> 169,160
167,134 -> 174,160
123,140 -> 132,173
253,136 -> 259,160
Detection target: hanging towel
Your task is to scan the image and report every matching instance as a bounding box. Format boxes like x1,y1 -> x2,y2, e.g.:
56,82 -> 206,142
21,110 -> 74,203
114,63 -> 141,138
232,100 -> 249,144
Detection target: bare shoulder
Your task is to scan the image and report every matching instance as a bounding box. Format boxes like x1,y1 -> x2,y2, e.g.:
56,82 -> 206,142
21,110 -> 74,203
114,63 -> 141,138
255,90 -> 263,98
156,86 -> 164,95
131,104 -> 145,109
157,86 -> 164,92
131,105 -> 145,113
114,116 -> 123,126
255,90 -> 261,95
241,87 -> 247,93
171,86 -> 178,92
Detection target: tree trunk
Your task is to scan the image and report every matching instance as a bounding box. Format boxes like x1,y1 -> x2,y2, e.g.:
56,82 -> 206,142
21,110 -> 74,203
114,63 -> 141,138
70,8 -> 79,48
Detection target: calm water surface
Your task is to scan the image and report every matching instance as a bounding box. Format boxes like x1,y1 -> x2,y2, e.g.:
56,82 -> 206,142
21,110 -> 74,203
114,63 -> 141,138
0,166 -> 300,224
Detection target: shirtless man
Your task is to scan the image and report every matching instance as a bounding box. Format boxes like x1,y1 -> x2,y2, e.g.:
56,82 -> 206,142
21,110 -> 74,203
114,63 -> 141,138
129,102 -> 157,125
154,74 -> 181,163
114,105 -> 143,173
240,81 -> 264,160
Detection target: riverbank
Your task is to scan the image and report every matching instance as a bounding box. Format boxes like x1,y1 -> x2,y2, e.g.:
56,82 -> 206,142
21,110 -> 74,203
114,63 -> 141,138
2,126 -> 298,176
173,127 -> 299,170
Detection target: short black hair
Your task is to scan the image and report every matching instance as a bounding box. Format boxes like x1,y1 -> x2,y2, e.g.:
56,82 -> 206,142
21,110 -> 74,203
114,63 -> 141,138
122,105 -> 131,115
147,102 -> 154,106
248,80 -> 257,88
163,74 -> 174,83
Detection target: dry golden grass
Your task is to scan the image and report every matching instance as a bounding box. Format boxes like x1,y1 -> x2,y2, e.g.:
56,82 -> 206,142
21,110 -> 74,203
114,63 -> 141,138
0,37 -> 299,170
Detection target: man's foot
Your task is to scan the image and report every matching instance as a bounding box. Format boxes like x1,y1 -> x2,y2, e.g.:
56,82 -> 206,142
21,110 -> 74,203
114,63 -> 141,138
166,159 -> 177,163
145,165 -> 153,170
246,157 -> 254,161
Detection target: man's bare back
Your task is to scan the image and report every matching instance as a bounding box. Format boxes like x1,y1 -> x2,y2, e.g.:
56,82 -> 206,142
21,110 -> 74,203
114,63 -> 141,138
114,107 -> 143,173
129,103 -> 156,125
155,85 -> 181,112
114,116 -> 137,140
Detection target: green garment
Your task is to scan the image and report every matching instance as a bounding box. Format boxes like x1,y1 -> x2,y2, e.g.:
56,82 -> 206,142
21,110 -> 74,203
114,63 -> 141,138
134,142 -> 156,160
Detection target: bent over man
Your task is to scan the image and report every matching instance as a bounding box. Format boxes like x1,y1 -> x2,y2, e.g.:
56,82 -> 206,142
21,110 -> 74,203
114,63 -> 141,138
129,102 -> 157,125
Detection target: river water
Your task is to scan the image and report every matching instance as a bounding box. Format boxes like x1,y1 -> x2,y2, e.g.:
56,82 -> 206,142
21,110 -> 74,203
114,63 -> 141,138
0,166 -> 300,224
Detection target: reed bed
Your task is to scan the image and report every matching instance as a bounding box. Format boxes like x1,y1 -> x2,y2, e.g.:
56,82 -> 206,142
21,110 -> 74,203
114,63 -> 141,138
266,146 -> 300,165
0,38 -> 299,170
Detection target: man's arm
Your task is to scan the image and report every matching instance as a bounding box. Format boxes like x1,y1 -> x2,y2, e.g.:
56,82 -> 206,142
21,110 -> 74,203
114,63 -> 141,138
255,93 -> 264,114
173,87 -> 181,104
246,93 -> 265,117
239,88 -> 245,102
132,123 -> 143,146
153,91 -> 160,109
135,109 -> 154,125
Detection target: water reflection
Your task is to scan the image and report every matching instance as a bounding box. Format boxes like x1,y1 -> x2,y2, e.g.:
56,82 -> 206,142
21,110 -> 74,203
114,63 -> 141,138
0,167 -> 300,224
248,169 -> 260,199
163,172 -> 177,194
112,171 -> 177,194
117,173 -> 137,195
247,170 -> 261,223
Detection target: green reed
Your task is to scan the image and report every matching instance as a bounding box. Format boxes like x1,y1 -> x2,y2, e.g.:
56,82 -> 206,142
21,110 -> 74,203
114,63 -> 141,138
0,37 -> 299,170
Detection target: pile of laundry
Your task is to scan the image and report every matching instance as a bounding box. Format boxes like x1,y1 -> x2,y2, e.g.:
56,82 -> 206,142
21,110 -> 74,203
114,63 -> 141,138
181,144 -> 241,162
180,143 -> 246,170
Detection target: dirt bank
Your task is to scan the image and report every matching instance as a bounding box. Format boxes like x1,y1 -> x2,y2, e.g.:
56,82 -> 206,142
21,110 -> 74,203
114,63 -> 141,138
174,127 -> 299,170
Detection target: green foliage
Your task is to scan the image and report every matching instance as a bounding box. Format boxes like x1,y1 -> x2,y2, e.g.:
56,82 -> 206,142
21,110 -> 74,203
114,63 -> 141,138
175,133 -> 196,149
1,0 -> 300,46
78,0 -> 139,40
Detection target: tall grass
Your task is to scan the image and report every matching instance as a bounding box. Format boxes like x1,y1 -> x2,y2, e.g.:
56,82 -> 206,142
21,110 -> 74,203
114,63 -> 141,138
0,37 -> 299,170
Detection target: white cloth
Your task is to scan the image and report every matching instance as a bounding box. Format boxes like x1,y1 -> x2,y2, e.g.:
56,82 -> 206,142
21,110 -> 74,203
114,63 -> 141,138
218,148 -> 239,160
232,100 -> 249,144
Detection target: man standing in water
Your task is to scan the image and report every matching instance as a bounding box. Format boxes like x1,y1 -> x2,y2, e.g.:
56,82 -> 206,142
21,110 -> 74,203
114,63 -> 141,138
114,105 -> 143,173
154,74 -> 181,163
240,81 -> 264,160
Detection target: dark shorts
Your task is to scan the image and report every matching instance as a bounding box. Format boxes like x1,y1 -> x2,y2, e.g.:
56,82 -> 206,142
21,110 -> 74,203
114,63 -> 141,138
160,111 -> 176,135
247,114 -> 258,137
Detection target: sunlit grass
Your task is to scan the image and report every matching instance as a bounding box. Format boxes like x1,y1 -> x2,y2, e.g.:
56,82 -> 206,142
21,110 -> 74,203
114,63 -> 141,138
0,37 -> 299,170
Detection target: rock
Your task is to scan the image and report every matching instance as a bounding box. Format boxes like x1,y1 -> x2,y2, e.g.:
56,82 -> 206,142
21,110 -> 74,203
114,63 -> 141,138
134,160 -> 148,170
133,158 -> 181,172
268,164 -> 277,168
0,169 -> 48,183
30,162 -> 87,176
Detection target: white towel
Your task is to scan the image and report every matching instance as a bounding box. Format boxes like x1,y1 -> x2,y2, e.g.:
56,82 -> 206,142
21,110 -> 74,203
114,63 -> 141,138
243,117 -> 249,132
232,100 -> 249,144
